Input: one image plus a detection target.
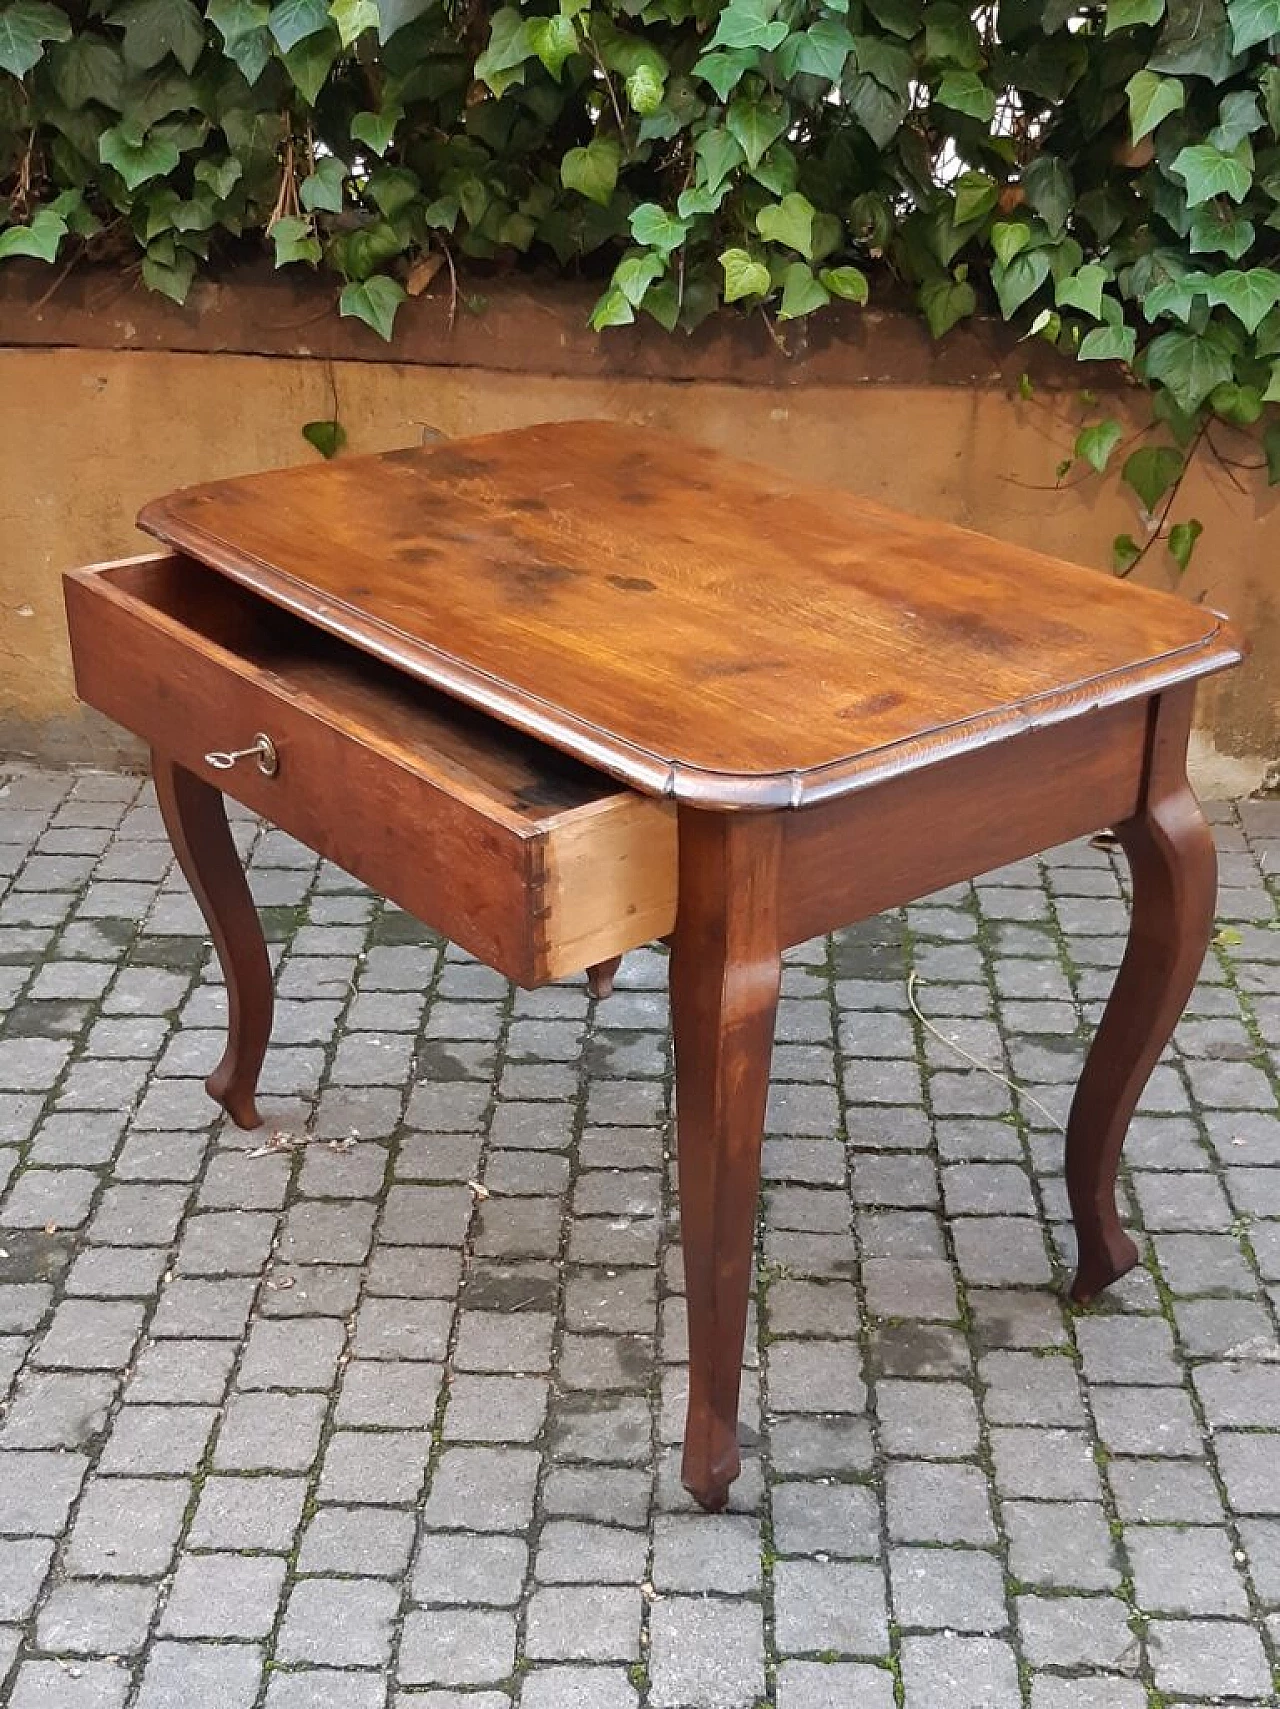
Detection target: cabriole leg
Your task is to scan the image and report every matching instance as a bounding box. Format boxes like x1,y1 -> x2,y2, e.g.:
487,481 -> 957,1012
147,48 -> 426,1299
153,754 -> 273,1130
669,809 -> 782,1510
1065,689 -> 1216,1303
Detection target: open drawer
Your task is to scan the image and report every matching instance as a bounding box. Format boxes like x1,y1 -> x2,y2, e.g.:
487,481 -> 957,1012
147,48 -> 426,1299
64,552 -> 678,986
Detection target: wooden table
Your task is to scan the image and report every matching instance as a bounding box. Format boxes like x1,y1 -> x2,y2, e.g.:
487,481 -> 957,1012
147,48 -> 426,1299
64,421 -> 1244,1512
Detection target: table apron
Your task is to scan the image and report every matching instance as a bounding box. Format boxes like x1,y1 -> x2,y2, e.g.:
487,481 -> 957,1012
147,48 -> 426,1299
778,696 -> 1152,947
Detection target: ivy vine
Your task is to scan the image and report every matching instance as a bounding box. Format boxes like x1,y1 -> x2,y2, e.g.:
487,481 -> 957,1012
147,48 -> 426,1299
3,0 -> 1279,569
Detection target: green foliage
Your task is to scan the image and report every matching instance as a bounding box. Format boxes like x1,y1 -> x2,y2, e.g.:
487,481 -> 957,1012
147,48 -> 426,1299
0,0 -> 1278,523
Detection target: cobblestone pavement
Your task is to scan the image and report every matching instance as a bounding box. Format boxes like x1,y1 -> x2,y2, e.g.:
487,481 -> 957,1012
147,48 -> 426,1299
0,764 -> 1277,1709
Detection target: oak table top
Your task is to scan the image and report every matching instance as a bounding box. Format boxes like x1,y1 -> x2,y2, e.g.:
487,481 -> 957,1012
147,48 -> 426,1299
138,420 -> 1239,810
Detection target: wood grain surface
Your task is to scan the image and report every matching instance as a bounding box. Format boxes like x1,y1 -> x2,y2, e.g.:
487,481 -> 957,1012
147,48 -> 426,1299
138,421 -> 1244,809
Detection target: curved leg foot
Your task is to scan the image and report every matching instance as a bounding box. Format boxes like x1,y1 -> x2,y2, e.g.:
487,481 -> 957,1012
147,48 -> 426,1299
1065,692 -> 1216,1305
586,956 -> 622,1000
670,810 -> 782,1511
153,753 -> 273,1129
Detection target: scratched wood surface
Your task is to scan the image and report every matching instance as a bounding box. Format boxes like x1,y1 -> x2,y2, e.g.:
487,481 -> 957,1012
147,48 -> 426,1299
139,421 -> 1244,809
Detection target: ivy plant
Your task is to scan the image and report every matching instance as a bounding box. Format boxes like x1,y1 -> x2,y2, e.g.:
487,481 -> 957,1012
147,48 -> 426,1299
2,0 -> 1278,569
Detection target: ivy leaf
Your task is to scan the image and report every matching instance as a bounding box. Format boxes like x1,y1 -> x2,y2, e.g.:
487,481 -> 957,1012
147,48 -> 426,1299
373,0 -> 431,40
1022,156 -> 1073,236
99,120 -> 180,189
1226,0 -> 1280,50
0,0 -> 71,77
1078,322 -> 1137,361
142,238 -> 196,302
528,14 -> 577,77
561,137 -> 620,205
49,35 -> 126,109
1113,533 -> 1142,572
778,19 -> 854,82
0,205 -> 67,261
707,0 -> 788,52
993,248 -> 1052,318
920,275 -> 976,337
846,72 -> 907,147
303,419 -> 347,458
1206,266 -> 1280,331
1056,263 -> 1107,318
1167,517 -> 1202,570
719,246 -> 771,302
282,26 -> 338,103
270,214 -> 321,266
756,192 -> 815,258
820,264 -> 869,303
1264,421 -> 1280,483
935,70 -> 996,122
925,5 -> 982,67
629,203 -> 688,255
953,171 -> 998,225
1125,69 -> 1185,141
1123,444 -> 1183,510
1211,90 -> 1263,150
207,0 -> 272,80
695,127 -> 745,193
269,0 -> 330,51
329,0 -> 378,46
693,49 -> 753,100
475,6 -> 534,91
351,103 -> 403,156
339,273 -> 407,340
195,154 -> 243,200
1144,328 -> 1234,410
726,97 -> 788,170
991,220 -> 1031,265
589,285 -> 635,330
1188,206 -> 1254,259
1105,0 -> 1165,31
1075,418 -> 1124,471
1210,379 -> 1263,422
1170,140 -> 1253,206
1260,64 -> 1280,133
110,0 -> 205,73
613,251 -> 665,307
778,261 -> 831,319
301,155 -> 346,213
625,62 -> 664,114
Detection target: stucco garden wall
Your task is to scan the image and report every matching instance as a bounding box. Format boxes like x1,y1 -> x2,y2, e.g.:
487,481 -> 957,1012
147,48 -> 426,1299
1,266 -> 1274,791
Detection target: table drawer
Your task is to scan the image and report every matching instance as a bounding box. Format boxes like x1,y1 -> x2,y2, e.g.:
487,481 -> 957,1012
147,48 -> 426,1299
64,553 -> 677,985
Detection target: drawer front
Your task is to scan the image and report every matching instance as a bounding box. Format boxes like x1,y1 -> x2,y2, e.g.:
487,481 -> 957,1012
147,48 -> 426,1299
65,557 -> 677,985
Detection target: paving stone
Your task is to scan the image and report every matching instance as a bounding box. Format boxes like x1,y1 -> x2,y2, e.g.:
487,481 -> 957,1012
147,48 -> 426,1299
891,1547 -> 1008,1632
886,1461 -> 996,1545
525,1586 -> 642,1662
133,1641 -> 263,1709
648,1597 -> 765,1709
398,1609 -> 517,1686
900,1634 -> 1021,1709
8,1660 -> 132,1709
1014,1593 -> 1136,1669
36,1580 -> 159,1655
159,1551 -> 287,1638
276,1578 -> 400,1667
317,1429 -> 432,1504
64,1477 -> 189,1576
188,1474 -> 309,1551
773,1559 -> 888,1654
264,1673 -> 388,1709
534,1521 -> 649,1585
1147,1617 -> 1273,1697
770,1481 -> 879,1558
0,1537 -> 55,1621
0,1448 -> 88,1531
1002,1501 -> 1120,1591
0,1371 -> 117,1448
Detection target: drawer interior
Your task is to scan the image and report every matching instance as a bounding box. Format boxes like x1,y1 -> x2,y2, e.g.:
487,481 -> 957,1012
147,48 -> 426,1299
98,555 -> 630,830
